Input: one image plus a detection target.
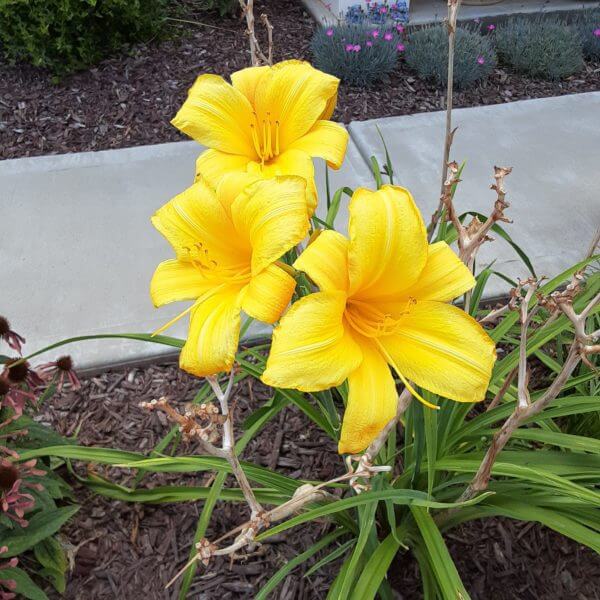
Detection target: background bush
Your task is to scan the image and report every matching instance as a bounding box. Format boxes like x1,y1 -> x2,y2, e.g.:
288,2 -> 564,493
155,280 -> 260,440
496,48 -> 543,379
573,7 -> 600,59
198,0 -> 238,17
312,23 -> 402,87
495,16 -> 584,79
0,0 -> 167,76
404,24 -> 496,88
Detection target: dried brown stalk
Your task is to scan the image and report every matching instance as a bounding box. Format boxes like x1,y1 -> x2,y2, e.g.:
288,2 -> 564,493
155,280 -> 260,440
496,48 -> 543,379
238,0 -> 274,66
428,0 -> 462,241
458,270 -> 600,503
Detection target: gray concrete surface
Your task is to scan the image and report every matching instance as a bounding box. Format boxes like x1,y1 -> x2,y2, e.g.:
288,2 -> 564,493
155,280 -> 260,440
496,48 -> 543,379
1,135 -> 372,370
349,92 -> 600,298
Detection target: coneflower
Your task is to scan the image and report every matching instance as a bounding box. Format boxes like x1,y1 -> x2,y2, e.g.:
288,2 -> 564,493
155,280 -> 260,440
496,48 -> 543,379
0,317 -> 25,355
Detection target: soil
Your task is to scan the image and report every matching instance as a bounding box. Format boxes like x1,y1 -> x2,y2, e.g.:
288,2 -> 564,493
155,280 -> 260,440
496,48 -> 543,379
1,0 -> 600,160
35,362 -> 600,600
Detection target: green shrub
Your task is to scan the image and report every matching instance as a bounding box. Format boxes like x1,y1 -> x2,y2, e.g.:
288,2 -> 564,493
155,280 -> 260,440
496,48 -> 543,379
573,8 -> 600,59
0,0 -> 167,76
311,24 -> 402,87
495,16 -> 584,79
198,0 -> 238,16
404,25 -> 496,88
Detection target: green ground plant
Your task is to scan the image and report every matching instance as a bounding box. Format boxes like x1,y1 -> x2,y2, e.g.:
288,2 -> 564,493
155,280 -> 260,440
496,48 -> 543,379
495,15 -> 584,79
0,0 -> 167,76
404,24 -> 496,88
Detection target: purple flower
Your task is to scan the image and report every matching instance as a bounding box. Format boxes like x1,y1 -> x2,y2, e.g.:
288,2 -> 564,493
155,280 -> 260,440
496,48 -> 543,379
353,44 -> 361,52
384,32 -> 393,41
594,28 -> 600,38
487,24 -> 496,31
380,7 -> 387,13
345,43 -> 354,52
326,28 -> 334,37
396,43 -> 405,52
371,29 -> 380,38
396,24 -> 405,33
477,56 -> 485,65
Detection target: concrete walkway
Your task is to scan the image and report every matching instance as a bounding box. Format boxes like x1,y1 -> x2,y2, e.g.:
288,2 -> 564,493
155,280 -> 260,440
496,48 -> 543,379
2,93 -> 599,369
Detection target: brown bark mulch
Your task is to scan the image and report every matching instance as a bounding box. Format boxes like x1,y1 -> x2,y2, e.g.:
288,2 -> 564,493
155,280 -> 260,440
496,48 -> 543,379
1,0 -> 600,160
35,362 -> 600,600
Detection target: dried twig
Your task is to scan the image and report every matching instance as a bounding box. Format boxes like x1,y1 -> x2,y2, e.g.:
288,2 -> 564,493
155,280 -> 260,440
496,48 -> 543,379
428,0 -> 462,241
238,0 -> 274,66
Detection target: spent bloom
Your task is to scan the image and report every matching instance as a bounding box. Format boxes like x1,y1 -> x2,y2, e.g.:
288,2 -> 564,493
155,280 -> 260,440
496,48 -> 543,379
262,186 -> 496,453
0,546 -> 17,600
151,176 -> 309,377
38,355 -> 81,391
0,317 -> 25,355
172,60 -> 348,213
326,28 -> 334,36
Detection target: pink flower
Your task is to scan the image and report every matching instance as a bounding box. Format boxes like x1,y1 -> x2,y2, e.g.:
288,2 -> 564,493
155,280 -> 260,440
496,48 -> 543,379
0,547 -> 18,600
396,43 -> 405,52
353,44 -> 361,52
326,28 -> 334,37
396,24 -> 405,33
477,56 -> 485,65
384,32 -> 393,41
487,24 -> 496,31
0,455 -> 44,528
594,28 -> 600,38
473,17 -> 481,24
366,40 -> 373,47
345,43 -> 354,52
380,7 -> 387,13
371,29 -> 380,38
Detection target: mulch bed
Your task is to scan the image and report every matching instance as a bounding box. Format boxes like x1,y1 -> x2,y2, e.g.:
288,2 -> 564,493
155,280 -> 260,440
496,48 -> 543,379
1,0 -> 600,160
35,362 -> 600,599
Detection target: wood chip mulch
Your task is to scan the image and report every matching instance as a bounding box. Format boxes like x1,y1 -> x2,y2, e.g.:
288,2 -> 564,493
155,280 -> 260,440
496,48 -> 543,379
34,362 -> 600,600
1,0 -> 599,160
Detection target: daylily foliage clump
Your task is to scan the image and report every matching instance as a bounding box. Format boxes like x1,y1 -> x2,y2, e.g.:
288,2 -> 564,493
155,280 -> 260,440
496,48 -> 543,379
151,59 -> 496,453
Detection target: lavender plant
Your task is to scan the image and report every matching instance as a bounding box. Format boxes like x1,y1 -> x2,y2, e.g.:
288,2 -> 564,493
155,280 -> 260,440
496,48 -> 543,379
404,24 -> 496,88
495,15 -> 584,79
312,23 -> 404,86
574,8 -> 600,59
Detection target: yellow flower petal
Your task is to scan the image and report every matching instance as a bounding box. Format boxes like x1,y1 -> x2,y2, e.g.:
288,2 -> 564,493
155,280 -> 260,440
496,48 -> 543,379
380,301 -> 496,403
179,287 -> 243,377
348,185 -> 428,300
150,259 -> 212,307
254,60 -> 340,151
172,74 -> 257,158
231,176 -> 309,275
231,65 -> 270,105
294,230 -> 349,293
195,149 -> 252,188
216,172 -> 261,219
403,241 -> 475,303
242,263 -> 296,324
320,91 -> 338,121
287,120 -> 349,169
255,149 -> 318,215
151,180 -> 248,266
262,291 -> 362,392
338,341 -> 398,454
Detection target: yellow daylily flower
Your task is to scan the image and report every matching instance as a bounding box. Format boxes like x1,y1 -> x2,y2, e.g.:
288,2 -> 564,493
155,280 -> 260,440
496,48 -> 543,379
150,175 -> 309,377
171,60 -> 349,215
262,185 -> 496,454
